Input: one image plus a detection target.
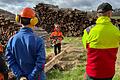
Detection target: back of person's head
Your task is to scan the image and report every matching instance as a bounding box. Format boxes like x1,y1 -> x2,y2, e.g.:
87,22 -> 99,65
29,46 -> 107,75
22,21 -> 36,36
54,24 -> 60,31
15,7 -> 38,28
97,3 -> 113,17
54,24 -> 59,28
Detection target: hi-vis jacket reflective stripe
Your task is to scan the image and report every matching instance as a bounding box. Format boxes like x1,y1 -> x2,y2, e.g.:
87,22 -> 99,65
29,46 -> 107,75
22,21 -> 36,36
82,16 -> 120,49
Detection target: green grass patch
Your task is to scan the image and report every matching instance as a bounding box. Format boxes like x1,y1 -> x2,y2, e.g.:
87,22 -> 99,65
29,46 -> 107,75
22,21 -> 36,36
111,16 -> 120,19
46,47 -> 54,58
46,37 -> 82,55
113,75 -> 120,80
46,37 -> 120,80
47,65 -> 85,80
62,37 -> 82,47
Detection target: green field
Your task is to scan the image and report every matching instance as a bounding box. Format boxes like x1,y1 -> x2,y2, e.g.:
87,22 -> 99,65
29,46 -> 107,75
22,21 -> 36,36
46,37 -> 120,80
111,16 -> 120,19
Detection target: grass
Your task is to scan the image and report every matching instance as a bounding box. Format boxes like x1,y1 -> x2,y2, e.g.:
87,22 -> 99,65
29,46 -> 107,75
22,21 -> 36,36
46,37 -> 85,80
46,47 -> 53,55
46,37 -> 82,55
111,16 -> 120,19
46,37 -> 120,80
47,65 -> 85,80
113,75 -> 120,80
62,37 -> 82,47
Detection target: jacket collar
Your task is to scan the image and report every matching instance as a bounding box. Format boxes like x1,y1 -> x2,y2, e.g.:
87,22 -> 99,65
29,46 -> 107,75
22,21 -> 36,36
20,26 -> 33,33
96,16 -> 111,24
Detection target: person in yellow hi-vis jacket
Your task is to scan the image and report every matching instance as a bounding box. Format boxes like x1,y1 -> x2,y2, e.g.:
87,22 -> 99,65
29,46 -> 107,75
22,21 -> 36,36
82,3 -> 120,80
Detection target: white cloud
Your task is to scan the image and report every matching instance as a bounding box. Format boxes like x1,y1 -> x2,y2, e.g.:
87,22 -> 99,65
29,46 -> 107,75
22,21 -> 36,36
0,0 -> 120,13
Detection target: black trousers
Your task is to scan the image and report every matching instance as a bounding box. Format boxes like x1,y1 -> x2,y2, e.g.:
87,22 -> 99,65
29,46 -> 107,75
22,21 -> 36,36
54,43 -> 61,55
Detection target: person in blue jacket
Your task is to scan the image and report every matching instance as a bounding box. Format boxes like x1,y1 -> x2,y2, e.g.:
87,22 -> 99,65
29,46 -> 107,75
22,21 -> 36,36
5,7 -> 46,80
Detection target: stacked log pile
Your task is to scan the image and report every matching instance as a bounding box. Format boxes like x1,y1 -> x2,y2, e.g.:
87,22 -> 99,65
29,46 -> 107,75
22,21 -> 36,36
34,28 -> 50,47
0,3 -> 120,47
0,14 -> 21,49
34,3 -> 96,36
0,11 -> 49,49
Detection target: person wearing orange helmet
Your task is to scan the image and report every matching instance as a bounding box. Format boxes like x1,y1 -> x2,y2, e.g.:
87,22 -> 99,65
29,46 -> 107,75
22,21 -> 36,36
50,24 -> 63,55
5,7 -> 46,80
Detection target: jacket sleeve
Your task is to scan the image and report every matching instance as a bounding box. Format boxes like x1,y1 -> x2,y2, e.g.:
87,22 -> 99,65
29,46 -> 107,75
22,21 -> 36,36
5,38 -> 23,78
82,29 -> 89,49
28,38 -> 46,80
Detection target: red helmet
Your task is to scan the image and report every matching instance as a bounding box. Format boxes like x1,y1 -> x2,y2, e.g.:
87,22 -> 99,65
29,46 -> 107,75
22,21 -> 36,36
20,7 -> 35,18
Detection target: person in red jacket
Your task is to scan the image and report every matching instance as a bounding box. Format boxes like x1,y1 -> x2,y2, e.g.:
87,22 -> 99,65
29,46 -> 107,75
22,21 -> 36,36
50,24 -> 63,55
82,3 -> 120,80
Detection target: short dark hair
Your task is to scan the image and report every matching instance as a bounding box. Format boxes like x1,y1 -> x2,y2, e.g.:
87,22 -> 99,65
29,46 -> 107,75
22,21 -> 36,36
21,17 -> 31,25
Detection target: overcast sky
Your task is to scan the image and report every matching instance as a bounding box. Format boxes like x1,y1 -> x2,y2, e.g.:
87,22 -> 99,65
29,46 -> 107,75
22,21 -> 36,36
0,0 -> 120,14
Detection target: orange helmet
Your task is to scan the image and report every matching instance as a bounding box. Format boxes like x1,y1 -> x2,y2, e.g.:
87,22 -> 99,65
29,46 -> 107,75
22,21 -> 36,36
15,7 -> 38,26
20,7 -> 35,18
